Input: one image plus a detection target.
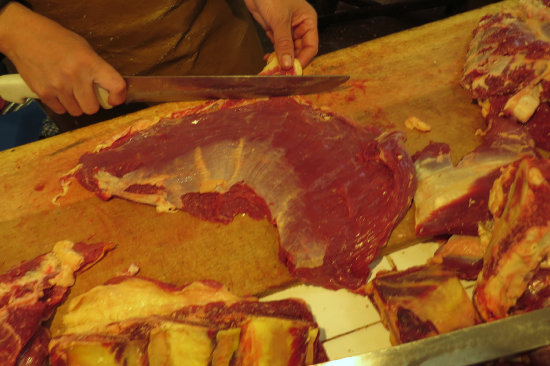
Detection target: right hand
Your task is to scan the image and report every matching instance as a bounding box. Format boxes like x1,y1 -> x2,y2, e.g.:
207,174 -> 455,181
0,3 -> 126,116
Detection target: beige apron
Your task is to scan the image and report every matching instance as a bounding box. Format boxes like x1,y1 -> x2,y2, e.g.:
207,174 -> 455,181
27,0 -> 266,130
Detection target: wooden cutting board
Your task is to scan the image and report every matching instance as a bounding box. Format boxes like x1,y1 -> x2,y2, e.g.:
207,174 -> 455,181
0,1 -> 516,334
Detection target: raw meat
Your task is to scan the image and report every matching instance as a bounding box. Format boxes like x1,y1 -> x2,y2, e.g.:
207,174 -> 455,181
61,276 -> 244,334
49,276 -> 327,365
429,235 -> 488,280
462,0 -> 550,123
365,264 -> 479,345
513,266 -> 550,313
71,97 -> 416,291
0,240 -> 114,366
413,120 -> 535,237
462,0 -> 550,150
474,157 -> 550,321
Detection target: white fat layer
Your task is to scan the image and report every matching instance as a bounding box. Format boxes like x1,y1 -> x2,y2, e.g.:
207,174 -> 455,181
0,241 -> 82,318
414,151 -> 522,224
63,278 -> 243,334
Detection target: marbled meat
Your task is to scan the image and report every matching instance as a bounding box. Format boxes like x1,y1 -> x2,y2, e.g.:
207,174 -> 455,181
462,0 -> 550,150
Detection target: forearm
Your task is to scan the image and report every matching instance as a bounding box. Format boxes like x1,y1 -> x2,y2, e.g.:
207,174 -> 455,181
0,3 -> 126,116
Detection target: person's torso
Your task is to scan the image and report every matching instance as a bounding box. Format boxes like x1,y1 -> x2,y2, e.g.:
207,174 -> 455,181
28,0 -> 265,75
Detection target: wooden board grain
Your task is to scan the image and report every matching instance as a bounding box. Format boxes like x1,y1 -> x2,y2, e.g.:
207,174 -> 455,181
0,1 -> 516,335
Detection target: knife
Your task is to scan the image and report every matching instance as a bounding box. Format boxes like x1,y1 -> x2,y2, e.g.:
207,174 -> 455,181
0,73 -> 349,108
317,307 -> 550,366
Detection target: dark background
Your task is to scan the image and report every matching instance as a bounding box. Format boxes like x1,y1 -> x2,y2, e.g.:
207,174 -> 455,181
306,0 -> 500,54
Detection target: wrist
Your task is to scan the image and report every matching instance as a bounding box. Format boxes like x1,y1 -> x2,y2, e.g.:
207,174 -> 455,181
0,2 -> 30,57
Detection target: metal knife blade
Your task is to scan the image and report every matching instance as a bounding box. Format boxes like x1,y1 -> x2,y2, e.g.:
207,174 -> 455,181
0,74 -> 349,106
317,307 -> 550,366
123,75 -> 350,103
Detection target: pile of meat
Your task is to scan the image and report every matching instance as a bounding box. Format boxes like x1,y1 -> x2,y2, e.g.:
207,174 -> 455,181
37,1 -> 550,363
365,2 -> 550,363
462,0 -> 550,150
0,241 -> 326,366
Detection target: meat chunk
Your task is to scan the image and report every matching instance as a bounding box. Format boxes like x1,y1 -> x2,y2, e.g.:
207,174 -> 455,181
72,97 -> 415,291
429,235 -> 488,280
0,241 -> 114,366
49,276 -> 326,366
413,120 -> 535,238
462,0 -> 550,150
365,265 -> 479,345
474,157 -> 550,321
462,0 -> 550,123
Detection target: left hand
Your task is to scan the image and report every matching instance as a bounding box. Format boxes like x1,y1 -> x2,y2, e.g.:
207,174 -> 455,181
244,0 -> 318,69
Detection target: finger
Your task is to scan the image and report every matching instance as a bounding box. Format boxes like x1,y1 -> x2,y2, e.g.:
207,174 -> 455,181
271,19 -> 295,69
56,87 -> 83,116
294,28 -> 318,67
41,94 -> 66,115
296,42 -> 318,68
73,79 -> 100,115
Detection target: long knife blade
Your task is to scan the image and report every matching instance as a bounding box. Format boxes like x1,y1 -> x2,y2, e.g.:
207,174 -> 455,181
0,74 -> 349,106
124,75 -> 350,102
317,307 -> 550,366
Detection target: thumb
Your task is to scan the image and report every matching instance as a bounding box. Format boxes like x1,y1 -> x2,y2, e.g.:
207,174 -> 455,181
271,22 -> 295,69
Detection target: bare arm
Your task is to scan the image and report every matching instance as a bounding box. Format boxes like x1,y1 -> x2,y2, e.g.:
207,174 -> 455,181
244,0 -> 319,69
0,2 -> 126,116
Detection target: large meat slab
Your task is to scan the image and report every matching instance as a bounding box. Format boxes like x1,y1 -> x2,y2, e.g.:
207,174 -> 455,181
72,97 -> 415,290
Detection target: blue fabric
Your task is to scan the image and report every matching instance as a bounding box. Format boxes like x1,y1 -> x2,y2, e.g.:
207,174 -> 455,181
0,101 -> 46,150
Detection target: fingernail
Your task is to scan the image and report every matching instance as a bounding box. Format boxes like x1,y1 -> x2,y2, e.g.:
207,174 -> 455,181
282,54 -> 292,69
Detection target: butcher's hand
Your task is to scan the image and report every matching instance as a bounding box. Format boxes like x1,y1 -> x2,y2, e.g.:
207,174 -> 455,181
0,2 -> 126,116
244,0 -> 318,69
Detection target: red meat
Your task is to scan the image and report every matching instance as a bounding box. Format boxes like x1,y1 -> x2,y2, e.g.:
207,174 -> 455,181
0,241 -> 114,366
462,0 -> 550,150
474,157 -> 550,321
413,120 -> 536,238
73,97 -> 416,291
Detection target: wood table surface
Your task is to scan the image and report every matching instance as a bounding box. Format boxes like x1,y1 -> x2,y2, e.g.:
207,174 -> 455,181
0,1 -> 516,335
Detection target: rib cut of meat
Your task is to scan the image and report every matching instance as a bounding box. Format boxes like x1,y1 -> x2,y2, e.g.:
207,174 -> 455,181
474,157 -> 550,321
72,97 -> 416,291
0,240 -> 114,366
412,120 -> 536,237
365,264 -> 479,345
49,276 -> 327,365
